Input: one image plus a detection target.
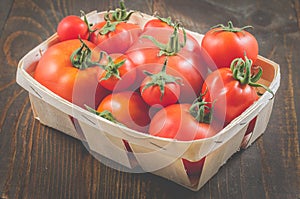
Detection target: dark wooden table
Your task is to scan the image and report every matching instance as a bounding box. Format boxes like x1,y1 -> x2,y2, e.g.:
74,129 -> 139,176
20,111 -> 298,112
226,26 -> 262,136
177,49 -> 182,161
1,0 -> 299,198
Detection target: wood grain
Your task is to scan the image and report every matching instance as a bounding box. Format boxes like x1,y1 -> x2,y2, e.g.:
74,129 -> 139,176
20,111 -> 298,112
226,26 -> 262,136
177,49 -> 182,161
0,0 -> 299,199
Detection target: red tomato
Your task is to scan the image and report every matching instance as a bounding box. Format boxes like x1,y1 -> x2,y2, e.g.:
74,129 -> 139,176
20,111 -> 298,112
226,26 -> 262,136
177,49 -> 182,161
97,53 -> 136,91
140,59 -> 182,107
201,57 -> 262,125
141,76 -> 180,107
140,28 -> 201,53
97,91 -> 151,132
127,24 -> 210,103
141,18 -> 202,53
144,17 -> 174,30
57,15 -> 89,41
149,104 -> 216,141
89,0 -> 141,53
201,21 -> 258,69
126,47 -> 208,103
34,39 -> 108,108
90,21 -> 142,54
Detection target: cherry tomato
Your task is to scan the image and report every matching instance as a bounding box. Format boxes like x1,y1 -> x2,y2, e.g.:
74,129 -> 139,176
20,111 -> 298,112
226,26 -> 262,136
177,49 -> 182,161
97,91 -> 151,133
149,104 -> 216,141
201,21 -> 258,69
57,15 -> 89,41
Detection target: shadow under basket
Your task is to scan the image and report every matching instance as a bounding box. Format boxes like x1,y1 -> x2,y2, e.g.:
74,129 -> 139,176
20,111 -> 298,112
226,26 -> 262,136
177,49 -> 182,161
16,11 -> 280,191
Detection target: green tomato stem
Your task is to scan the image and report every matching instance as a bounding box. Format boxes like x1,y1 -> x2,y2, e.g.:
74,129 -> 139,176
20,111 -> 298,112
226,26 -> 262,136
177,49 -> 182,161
141,23 -> 187,56
156,16 -> 174,26
96,51 -> 126,81
142,58 -> 183,101
189,95 -> 213,124
85,105 -> 124,126
70,38 -> 96,70
230,55 -> 274,97
212,21 -> 253,33
96,1 -> 134,35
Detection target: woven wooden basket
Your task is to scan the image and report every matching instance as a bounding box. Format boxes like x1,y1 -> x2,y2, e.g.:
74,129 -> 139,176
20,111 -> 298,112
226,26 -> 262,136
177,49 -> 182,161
16,11 -> 280,191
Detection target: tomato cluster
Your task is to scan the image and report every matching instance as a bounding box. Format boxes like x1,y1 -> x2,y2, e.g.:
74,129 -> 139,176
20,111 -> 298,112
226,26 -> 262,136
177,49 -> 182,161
34,2 -> 272,141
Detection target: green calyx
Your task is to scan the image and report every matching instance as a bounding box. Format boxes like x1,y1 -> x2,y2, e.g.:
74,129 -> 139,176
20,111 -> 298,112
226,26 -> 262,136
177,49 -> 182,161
97,51 -> 126,81
141,23 -> 187,56
98,1 -> 134,35
70,39 -> 125,79
212,21 -> 253,33
98,20 -> 120,35
106,0 -> 134,22
189,94 -> 213,124
156,15 -> 175,27
70,38 -> 98,70
85,105 -> 123,126
142,58 -> 183,101
230,55 -> 274,97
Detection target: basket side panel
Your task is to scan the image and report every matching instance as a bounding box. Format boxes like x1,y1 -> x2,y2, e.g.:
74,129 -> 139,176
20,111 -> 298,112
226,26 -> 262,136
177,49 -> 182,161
245,98 -> 274,148
78,121 -> 133,169
151,158 -> 192,188
130,143 -> 181,172
197,124 -> 247,190
29,94 -> 80,139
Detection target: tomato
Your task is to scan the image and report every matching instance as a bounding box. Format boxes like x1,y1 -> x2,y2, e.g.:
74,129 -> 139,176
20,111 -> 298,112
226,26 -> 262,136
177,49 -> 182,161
90,21 -> 142,53
201,21 -> 258,69
149,104 -> 216,141
141,18 -> 201,53
202,67 -> 257,125
57,15 -> 89,41
141,76 -> 181,107
126,46 -> 208,103
126,25 -> 209,103
144,17 -> 174,30
201,56 -> 271,125
97,52 -> 136,91
89,1 -> 142,53
140,28 -> 201,53
97,91 -> 151,132
140,59 -> 182,107
34,39 -> 108,108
